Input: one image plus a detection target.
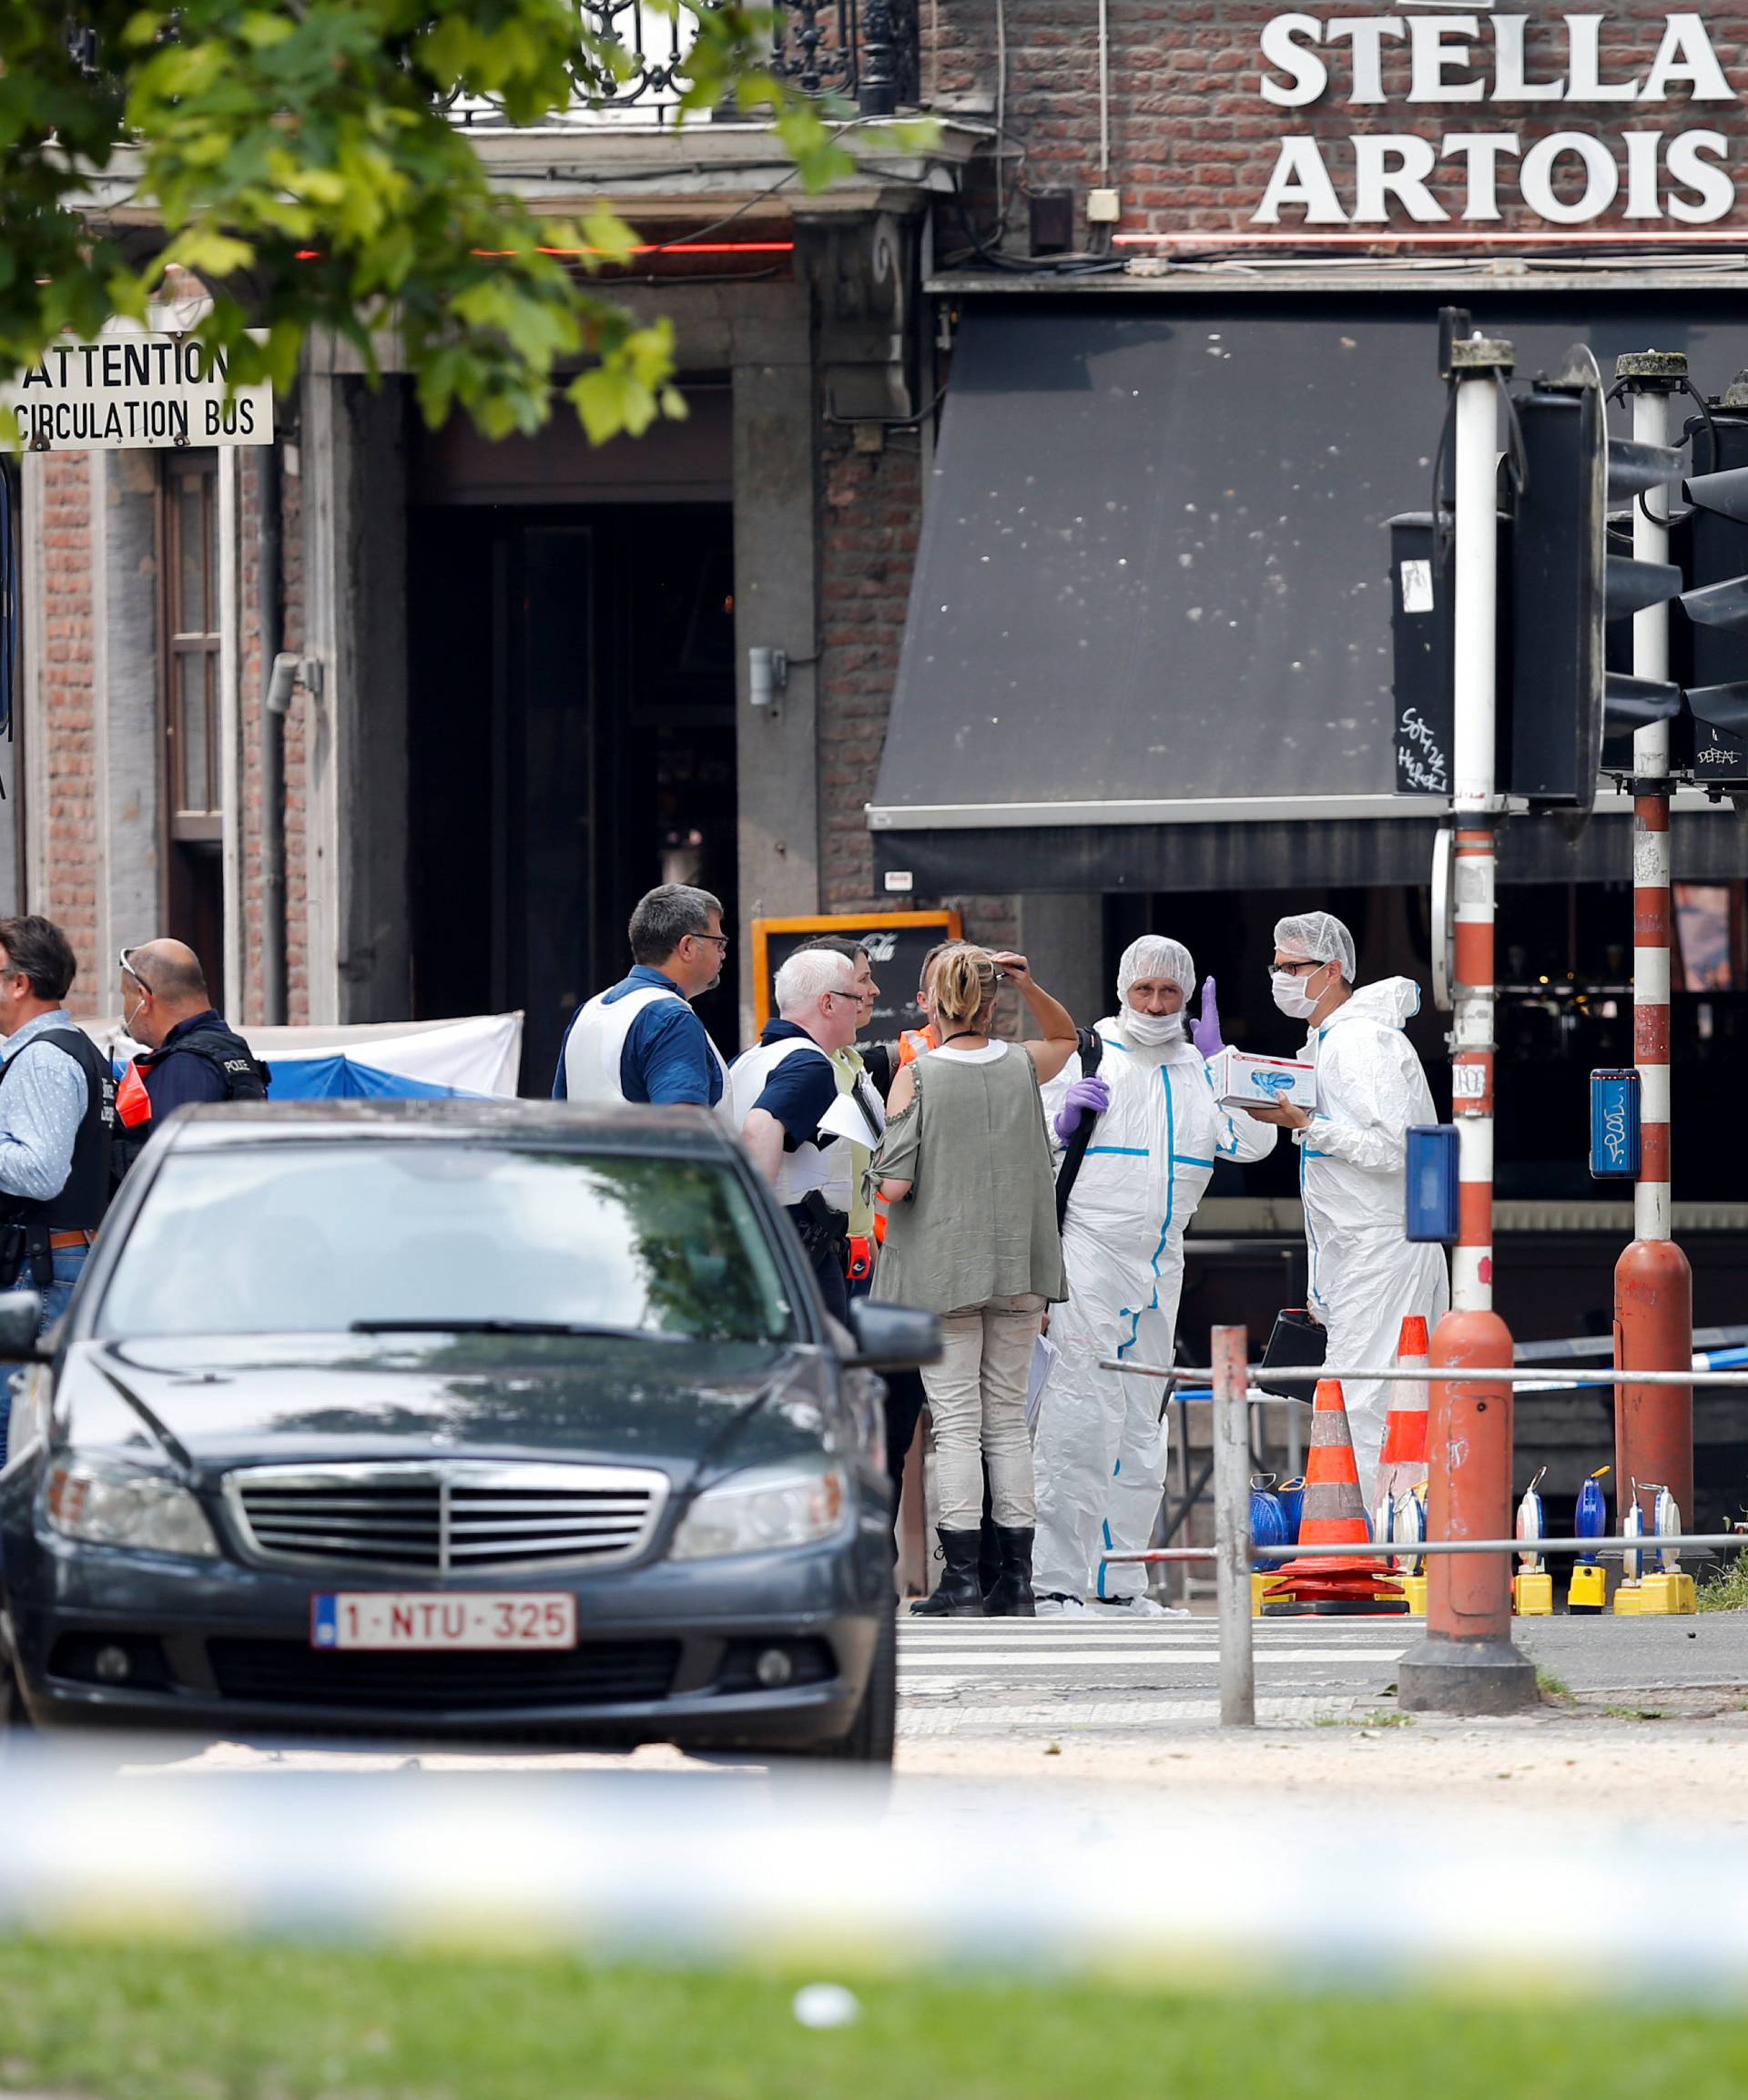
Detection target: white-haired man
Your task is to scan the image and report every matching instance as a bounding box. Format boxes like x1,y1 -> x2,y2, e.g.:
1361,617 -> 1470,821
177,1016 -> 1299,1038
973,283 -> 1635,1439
729,947 -> 865,1320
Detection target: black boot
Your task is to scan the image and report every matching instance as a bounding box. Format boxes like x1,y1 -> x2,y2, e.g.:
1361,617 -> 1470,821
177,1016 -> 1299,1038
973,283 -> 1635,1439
910,1528 -> 984,1616
983,1526 -> 1037,1617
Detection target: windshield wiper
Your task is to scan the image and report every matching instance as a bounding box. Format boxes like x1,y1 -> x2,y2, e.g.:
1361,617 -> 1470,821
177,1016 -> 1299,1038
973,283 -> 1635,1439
349,1319 -> 683,1341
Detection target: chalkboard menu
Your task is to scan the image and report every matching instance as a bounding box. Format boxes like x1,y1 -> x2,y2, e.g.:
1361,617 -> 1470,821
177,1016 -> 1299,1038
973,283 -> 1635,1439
751,912 -> 963,1036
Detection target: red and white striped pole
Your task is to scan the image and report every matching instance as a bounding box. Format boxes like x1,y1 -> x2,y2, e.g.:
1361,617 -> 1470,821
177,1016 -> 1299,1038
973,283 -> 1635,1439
1613,354 -> 1694,1537
1400,325 -> 1534,1715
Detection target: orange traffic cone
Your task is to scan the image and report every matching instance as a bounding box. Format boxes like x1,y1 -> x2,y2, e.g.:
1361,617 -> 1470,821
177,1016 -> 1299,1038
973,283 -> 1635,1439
1265,1378 -> 1407,1617
1375,1314 -> 1430,1507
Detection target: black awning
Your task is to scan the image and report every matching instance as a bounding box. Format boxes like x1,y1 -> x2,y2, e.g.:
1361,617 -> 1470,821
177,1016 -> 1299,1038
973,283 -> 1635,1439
873,806 -> 1748,898
869,294 -> 1748,871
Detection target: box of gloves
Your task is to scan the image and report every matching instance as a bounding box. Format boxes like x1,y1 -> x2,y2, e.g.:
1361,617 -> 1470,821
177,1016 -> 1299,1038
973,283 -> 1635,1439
1208,1046 -> 1316,1111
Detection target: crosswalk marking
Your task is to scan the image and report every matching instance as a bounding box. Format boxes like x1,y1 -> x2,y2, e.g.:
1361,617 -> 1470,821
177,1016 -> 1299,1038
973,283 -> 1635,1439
900,1650 -> 1408,1669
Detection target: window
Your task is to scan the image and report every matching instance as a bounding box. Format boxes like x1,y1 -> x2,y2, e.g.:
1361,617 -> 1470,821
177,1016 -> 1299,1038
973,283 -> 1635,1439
162,453 -> 222,837
97,1143 -> 799,1345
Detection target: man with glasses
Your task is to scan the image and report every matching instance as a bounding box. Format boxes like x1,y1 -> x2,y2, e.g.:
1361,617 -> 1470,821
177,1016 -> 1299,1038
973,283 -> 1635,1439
554,884 -> 734,1122
116,941 -> 268,1159
1243,909 -> 1449,1505
728,947 -> 865,1321
0,918 -> 117,1427
795,935 -> 886,1284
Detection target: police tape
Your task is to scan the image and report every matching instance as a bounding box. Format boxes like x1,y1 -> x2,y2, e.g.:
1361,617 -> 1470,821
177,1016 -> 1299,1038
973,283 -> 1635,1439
5,1747 -> 1748,1995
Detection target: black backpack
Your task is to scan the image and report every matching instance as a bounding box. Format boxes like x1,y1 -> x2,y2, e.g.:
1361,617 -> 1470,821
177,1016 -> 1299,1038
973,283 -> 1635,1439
1053,1026 -> 1106,1231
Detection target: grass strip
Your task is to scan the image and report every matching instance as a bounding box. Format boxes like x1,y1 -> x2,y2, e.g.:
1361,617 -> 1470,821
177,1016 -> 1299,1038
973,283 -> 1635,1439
2,1938 -> 1748,2099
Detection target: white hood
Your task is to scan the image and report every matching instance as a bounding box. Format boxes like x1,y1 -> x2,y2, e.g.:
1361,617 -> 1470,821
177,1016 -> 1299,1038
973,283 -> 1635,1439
1319,977 -> 1424,1035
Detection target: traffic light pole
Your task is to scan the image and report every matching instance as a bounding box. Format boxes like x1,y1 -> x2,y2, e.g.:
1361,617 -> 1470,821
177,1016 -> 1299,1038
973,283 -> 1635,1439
1613,353 -> 1695,1540
1399,329 -> 1535,1717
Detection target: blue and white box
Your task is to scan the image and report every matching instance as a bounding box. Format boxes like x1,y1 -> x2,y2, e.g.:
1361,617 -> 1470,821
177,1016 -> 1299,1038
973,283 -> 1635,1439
1208,1046 -> 1316,1111
1590,1069 -> 1641,1180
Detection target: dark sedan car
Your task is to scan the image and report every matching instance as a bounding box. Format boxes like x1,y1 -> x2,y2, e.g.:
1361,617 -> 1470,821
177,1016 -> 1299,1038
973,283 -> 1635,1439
0,1101 -> 936,1762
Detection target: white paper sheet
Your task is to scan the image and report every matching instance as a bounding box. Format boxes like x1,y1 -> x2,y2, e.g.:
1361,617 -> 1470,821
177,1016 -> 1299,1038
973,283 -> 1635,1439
1026,1333 -> 1061,1431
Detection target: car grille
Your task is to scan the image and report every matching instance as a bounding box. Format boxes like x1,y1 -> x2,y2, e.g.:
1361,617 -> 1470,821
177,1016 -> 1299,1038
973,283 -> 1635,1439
207,1638 -> 680,1712
223,1462 -> 669,1576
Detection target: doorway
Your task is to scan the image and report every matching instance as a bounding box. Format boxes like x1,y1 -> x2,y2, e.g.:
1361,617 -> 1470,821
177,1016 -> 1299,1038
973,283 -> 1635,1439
407,504 -> 738,1091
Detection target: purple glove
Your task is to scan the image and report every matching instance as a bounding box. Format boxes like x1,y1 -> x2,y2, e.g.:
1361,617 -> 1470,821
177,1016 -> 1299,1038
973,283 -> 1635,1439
1191,976 -> 1225,1058
1053,1074 -> 1112,1141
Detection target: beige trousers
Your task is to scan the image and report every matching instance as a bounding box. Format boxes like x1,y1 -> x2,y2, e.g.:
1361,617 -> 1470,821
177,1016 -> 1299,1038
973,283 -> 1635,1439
922,1293 -> 1045,1530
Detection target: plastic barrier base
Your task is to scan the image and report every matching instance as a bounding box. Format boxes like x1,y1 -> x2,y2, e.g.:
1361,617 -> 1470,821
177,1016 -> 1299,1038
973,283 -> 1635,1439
1567,1563 -> 1608,1613
1512,1570 -> 1554,1617
1627,1569 -> 1697,1616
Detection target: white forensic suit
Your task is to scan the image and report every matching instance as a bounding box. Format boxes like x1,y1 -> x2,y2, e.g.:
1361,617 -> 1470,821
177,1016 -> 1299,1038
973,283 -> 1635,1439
1293,977 -> 1449,1506
1034,1021 -> 1276,1603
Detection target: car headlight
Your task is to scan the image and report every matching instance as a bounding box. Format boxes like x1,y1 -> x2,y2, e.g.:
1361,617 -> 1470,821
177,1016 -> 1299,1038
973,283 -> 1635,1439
44,1454 -> 219,1558
669,1461 -> 849,1561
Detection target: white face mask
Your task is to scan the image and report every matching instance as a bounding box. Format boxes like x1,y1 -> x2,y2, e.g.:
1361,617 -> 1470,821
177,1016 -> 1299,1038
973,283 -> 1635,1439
1121,1004 -> 1184,1045
1271,966 -> 1324,1020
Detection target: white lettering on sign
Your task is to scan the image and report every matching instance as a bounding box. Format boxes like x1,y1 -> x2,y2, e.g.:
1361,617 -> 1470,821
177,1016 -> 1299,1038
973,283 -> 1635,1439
5,327 -> 273,453
1396,705 -> 1448,794
1252,11 -> 1739,228
1453,1063 -> 1486,1101
1599,1091 -> 1632,1170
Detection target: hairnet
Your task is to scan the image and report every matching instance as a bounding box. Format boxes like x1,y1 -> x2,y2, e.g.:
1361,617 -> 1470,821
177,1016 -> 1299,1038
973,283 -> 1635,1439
1117,936 -> 1195,1003
1274,911 -> 1357,981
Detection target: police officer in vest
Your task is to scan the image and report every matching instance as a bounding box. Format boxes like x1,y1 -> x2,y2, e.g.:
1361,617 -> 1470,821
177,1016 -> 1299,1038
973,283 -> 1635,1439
730,948 -> 865,1322
554,885 -> 734,1122
0,917 -> 117,1403
117,940 -> 269,1138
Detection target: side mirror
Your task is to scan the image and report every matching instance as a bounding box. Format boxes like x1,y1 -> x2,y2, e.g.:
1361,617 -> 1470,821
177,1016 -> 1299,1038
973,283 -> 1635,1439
844,1300 -> 941,1372
0,1291 -> 44,1359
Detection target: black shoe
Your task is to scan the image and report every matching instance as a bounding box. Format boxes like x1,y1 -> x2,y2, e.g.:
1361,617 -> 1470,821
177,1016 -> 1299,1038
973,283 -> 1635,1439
910,1528 -> 984,1616
983,1526 -> 1037,1617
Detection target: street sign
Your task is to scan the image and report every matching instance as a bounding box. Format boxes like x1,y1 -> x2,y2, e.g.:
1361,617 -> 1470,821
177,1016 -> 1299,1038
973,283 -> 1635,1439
751,911 -> 962,1036
4,326 -> 272,452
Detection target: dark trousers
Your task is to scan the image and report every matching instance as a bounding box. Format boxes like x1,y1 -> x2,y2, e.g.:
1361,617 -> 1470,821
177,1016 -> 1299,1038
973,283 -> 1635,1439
809,1241 -> 849,1325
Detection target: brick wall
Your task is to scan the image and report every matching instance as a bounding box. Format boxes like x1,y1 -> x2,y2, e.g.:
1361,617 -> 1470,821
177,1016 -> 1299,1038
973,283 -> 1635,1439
814,419 -> 1022,996
238,447 -> 264,1022
927,1 -> 1748,248
26,438 -> 311,1030
234,434 -> 310,1027
280,441 -> 309,1024
36,451 -> 99,1005
818,423 -> 920,915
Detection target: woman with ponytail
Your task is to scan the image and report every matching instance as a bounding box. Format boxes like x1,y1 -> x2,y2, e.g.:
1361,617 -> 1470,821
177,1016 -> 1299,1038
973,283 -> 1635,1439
870,944 -> 1078,1616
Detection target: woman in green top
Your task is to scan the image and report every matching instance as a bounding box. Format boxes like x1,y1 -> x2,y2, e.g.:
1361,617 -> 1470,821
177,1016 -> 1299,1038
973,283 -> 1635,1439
871,944 -> 1079,1617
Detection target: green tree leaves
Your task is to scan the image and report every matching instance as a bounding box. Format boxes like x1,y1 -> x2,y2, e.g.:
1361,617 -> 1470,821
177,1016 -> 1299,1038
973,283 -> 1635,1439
1,0 -> 916,444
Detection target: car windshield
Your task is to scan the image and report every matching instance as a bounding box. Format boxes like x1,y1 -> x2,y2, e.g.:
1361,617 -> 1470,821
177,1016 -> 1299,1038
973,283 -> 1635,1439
96,1141 -> 798,1344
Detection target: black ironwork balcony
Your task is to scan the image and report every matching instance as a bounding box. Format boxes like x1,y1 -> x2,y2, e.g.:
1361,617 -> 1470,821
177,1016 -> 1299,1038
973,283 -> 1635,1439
450,0 -> 920,125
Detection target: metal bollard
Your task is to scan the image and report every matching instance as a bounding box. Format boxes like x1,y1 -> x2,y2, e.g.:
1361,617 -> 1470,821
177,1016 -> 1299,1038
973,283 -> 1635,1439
1212,1324 -> 1255,1728
1397,1310 -> 1537,1714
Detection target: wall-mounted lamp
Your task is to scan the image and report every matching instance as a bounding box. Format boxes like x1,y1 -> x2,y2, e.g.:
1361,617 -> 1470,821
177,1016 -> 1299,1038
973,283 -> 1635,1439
748,646 -> 788,709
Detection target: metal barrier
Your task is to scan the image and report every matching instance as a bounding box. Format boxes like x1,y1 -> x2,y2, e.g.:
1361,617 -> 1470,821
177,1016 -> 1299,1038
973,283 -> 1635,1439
1097,1339 -> 1748,1727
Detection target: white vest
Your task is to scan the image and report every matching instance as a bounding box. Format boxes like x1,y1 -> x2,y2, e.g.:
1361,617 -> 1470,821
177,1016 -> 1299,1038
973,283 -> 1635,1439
727,1037 -> 841,1208
563,983 -> 733,1128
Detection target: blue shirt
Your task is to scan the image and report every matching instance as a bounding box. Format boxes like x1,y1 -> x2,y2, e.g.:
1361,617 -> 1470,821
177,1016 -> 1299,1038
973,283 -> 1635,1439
0,1009 -> 88,1204
141,1009 -> 237,1121
743,1020 -> 839,1152
553,967 -> 725,1107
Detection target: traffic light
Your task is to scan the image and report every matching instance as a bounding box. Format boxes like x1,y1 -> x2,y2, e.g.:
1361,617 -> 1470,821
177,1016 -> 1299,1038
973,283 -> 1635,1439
1503,362 -> 1682,815
1671,383 -> 1748,790
1387,344 -> 1748,814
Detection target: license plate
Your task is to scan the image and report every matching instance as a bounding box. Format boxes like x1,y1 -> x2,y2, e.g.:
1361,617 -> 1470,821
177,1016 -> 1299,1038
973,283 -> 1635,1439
310,1592 -> 577,1652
